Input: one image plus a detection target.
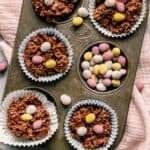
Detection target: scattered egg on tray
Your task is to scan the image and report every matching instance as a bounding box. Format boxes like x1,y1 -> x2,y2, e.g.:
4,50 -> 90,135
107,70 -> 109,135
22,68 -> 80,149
80,42 -> 128,92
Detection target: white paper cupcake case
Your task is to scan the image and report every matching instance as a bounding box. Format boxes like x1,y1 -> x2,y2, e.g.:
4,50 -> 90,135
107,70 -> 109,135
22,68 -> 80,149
18,28 -> 73,82
0,90 -> 58,147
89,0 -> 147,38
64,99 -> 118,150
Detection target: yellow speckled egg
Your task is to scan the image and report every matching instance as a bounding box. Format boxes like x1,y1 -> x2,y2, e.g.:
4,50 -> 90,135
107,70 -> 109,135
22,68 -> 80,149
93,65 -> 100,75
72,17 -> 83,26
112,47 -> 121,57
91,74 -> 98,82
45,59 -> 56,69
112,63 -> 121,70
21,114 -> 33,121
99,64 -> 107,75
113,13 -> 125,22
85,113 -> 96,124
84,52 -> 92,61
112,80 -> 121,87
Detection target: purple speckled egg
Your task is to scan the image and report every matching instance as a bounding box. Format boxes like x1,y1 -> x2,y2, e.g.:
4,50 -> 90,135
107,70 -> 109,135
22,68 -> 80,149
103,78 -> 112,87
103,51 -> 113,61
93,124 -> 104,134
118,55 -> 126,66
92,46 -> 99,54
116,2 -> 125,12
99,43 -> 110,52
0,61 -> 7,72
87,79 -> 96,88
33,120 -> 43,129
32,56 -> 43,65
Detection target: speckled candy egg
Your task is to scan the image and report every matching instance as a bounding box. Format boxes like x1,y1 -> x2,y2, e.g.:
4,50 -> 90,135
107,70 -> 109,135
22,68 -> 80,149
103,78 -> 112,87
72,17 -> 84,26
99,43 -> 110,52
20,114 -> 33,121
104,0 -> 116,7
44,0 -> 54,6
103,51 -> 113,61
33,120 -> 43,129
45,59 -> 56,69
116,2 -> 125,12
120,69 -> 127,76
0,61 -> 7,72
32,56 -> 43,65
104,70 -> 113,78
93,65 -> 100,75
85,113 -> 96,124
82,70 -> 92,79
92,55 -> 103,63
112,63 -> 121,70
92,46 -> 99,54
99,64 -> 107,75
40,42 -> 51,52
112,71 -> 122,79
60,94 -> 72,105
84,52 -> 92,61
26,105 -> 37,115
96,83 -> 107,92
113,13 -> 125,22
118,56 -> 126,66
77,7 -> 89,18
105,61 -> 113,70
81,61 -> 90,70
87,79 -> 96,88
112,47 -> 121,57
112,80 -> 121,87
93,124 -> 104,134
76,127 -> 87,136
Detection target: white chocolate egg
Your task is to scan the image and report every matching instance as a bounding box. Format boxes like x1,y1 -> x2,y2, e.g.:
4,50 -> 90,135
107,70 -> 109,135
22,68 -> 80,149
96,83 -> 107,92
44,0 -> 54,6
120,69 -> 127,76
77,7 -> 89,18
81,61 -> 90,70
26,105 -> 37,115
60,94 -> 71,105
93,55 -> 103,63
104,0 -> 116,7
40,42 -> 51,52
82,70 -> 92,79
76,127 -> 87,136
105,61 -> 113,70
104,70 -> 112,78
112,71 -> 122,79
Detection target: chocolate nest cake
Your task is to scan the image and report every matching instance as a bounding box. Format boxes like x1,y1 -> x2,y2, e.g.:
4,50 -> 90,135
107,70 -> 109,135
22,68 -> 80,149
69,106 -> 111,149
93,0 -> 143,34
7,94 -> 50,140
24,33 -> 69,78
32,0 -> 79,23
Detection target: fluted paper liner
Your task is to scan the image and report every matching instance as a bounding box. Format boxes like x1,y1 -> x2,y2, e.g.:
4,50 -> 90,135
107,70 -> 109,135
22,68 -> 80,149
0,90 -> 58,147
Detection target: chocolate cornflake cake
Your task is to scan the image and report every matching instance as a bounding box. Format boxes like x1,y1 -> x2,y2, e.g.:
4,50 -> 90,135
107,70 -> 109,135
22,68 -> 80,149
32,0 -> 79,23
93,0 -> 143,34
24,33 -> 69,78
69,106 -> 111,149
7,94 -> 50,140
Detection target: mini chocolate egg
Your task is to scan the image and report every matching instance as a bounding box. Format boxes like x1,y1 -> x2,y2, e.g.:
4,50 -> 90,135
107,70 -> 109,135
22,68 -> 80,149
89,66 -> 93,72
93,65 -> 100,75
84,52 -> 92,61
90,59 -> 95,66
44,0 -> 54,6
116,2 -> 125,12
76,127 -> 87,136
85,113 -> 96,124
104,0 -> 116,7
32,56 -> 43,65
45,59 -> 56,69
93,124 -> 104,134
112,47 -> 121,57
81,61 -> 90,70
0,61 -> 7,72
120,69 -> 127,76
112,71 -> 121,79
20,114 -> 33,121
99,43 -> 110,52
33,120 -> 43,129
60,94 -> 72,105
72,17 -> 84,26
105,61 -> 113,70
40,42 -> 51,52
99,64 -> 107,75
112,80 -> 121,87
87,79 -> 96,88
77,7 -> 89,18
26,105 -> 37,115
93,55 -> 103,63
112,63 -> 121,70
103,51 -> 113,61
91,74 -> 98,82
92,46 -> 99,54
104,70 -> 113,78
82,70 -> 92,79
118,56 -> 126,66
113,12 -> 125,22
96,83 -> 107,92
103,78 -> 112,87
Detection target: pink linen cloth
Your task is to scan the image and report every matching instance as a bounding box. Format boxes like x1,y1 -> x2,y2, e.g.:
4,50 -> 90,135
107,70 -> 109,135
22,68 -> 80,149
0,1 -> 150,150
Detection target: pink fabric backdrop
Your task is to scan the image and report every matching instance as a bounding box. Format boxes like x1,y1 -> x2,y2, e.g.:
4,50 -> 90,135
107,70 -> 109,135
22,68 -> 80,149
0,1 -> 150,149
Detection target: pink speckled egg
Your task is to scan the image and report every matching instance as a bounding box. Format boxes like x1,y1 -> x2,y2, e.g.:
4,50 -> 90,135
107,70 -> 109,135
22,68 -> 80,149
32,56 -> 43,65
99,43 -> 110,52
93,124 -> 104,134
87,79 -> 96,88
103,51 -> 113,61
0,61 -> 7,72
92,46 -> 99,54
33,120 -> 43,129
118,56 -> 126,66
103,78 -> 112,87
116,2 -> 125,12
